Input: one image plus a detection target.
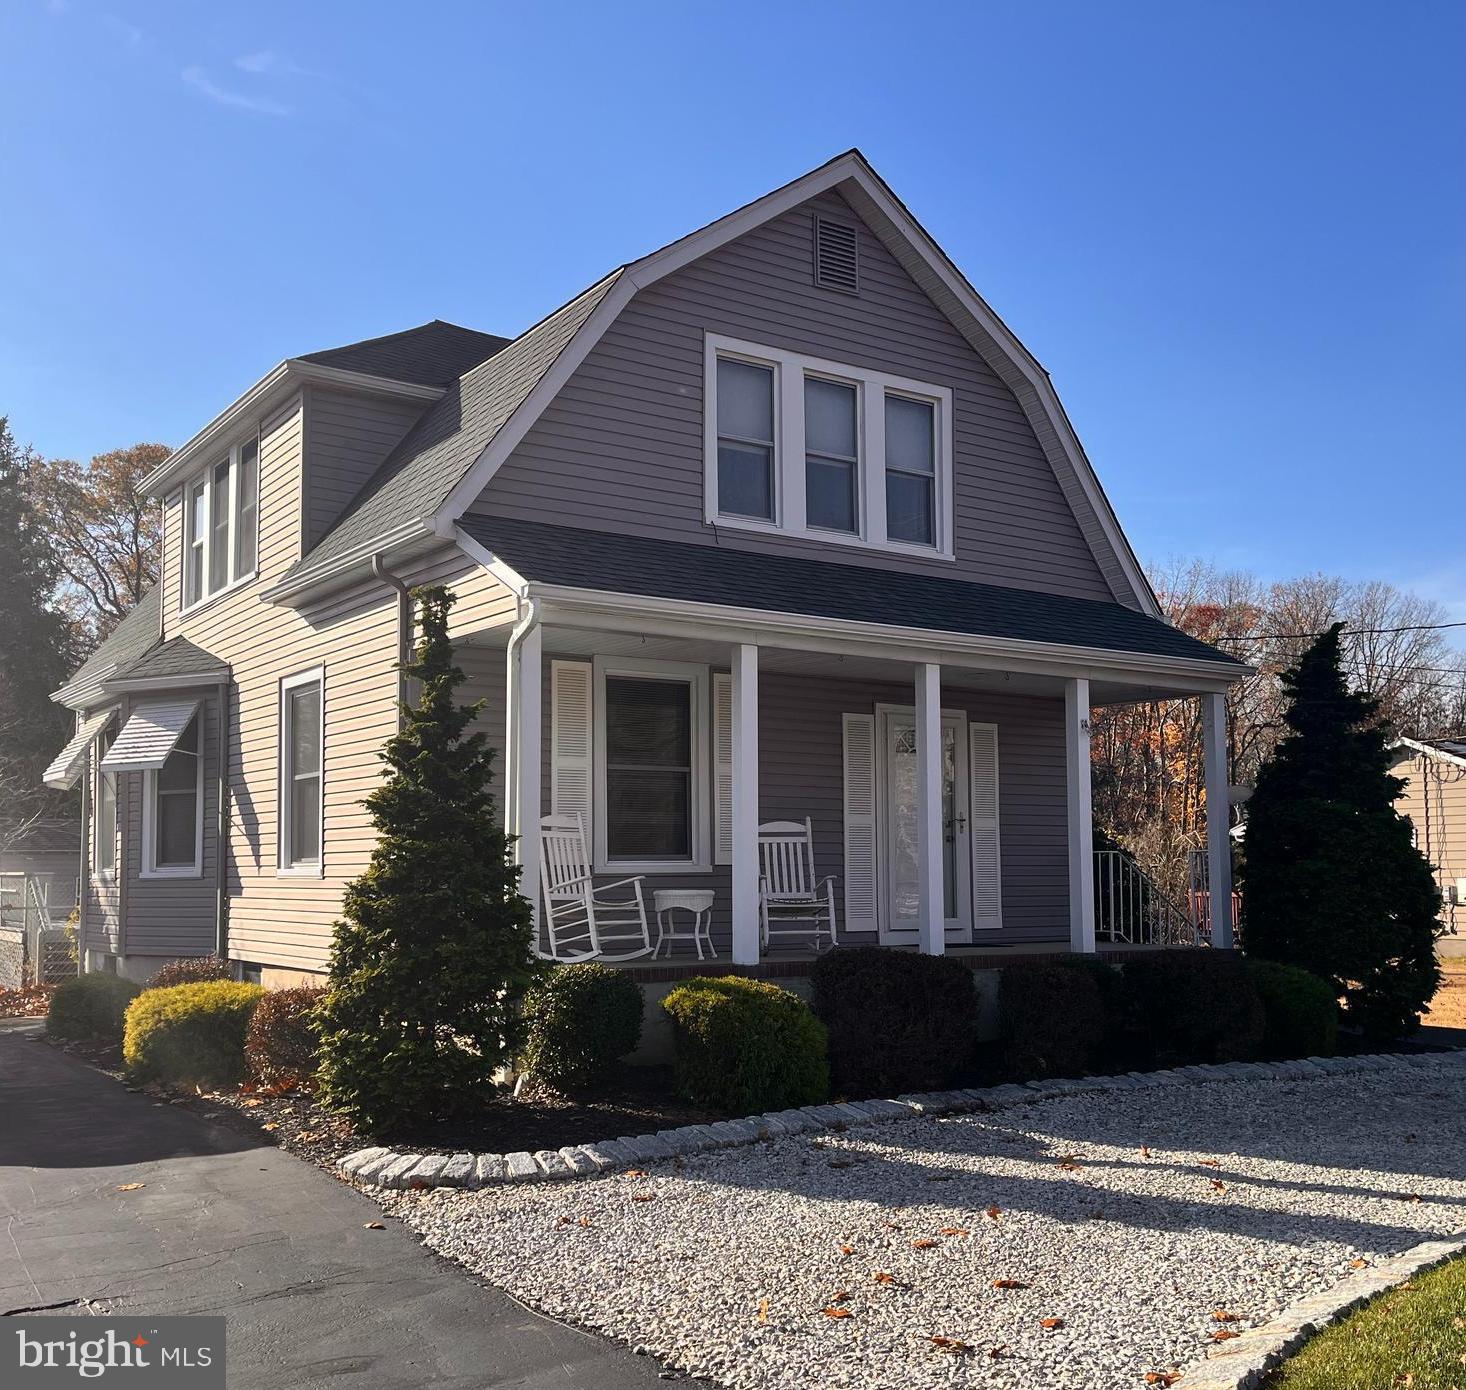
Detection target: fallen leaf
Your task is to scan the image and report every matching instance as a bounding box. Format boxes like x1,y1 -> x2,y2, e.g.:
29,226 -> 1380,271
912,1238 -> 940,1249
115,1183 -> 145,1192
297,1131 -> 321,1142
939,1226 -> 970,1237
577,1216 -> 593,1228
1350,1258 -> 1369,1269
239,1098 -> 263,1108
1212,1330 -> 1240,1343
839,1244 -> 856,1256
1212,1309 -> 1241,1323
829,1290 -> 851,1303
1040,1316 -> 1064,1329
992,1279 -> 1028,1290
624,1169 -> 648,1177
630,1192 -> 655,1203
1209,1178 -> 1227,1193
822,1306 -> 854,1319
987,1344 -> 1011,1360
261,1122 -> 280,1132
929,1335 -> 972,1354
873,1272 -> 900,1286
1057,1156 -> 1082,1172
1402,1193 -> 1423,1204
985,1204 -> 1002,1220
757,1297 -> 769,1324
362,1221 -> 385,1230
1140,1145 -> 1153,1159
1144,1373 -> 1182,1387
882,1220 -> 902,1231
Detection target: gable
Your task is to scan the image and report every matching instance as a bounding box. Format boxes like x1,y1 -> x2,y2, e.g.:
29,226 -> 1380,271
470,191 -> 1120,605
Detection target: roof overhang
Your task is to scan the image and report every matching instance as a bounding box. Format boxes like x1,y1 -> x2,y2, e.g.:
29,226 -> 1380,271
432,149 -> 1161,618
258,517 -> 442,608
1390,736 -> 1466,771
142,361 -> 445,499
102,670 -> 229,694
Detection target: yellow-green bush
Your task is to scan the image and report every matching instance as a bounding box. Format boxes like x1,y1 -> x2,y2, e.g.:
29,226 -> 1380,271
47,973 -> 141,1039
123,980 -> 265,1087
662,976 -> 828,1113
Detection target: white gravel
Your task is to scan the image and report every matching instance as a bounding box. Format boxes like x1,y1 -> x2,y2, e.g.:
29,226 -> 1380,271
383,1058 -> 1466,1390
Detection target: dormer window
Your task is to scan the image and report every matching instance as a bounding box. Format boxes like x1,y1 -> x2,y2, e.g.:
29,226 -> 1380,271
183,435 -> 259,608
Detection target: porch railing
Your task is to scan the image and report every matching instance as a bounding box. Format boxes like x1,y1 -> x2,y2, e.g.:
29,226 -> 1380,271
1094,851 -> 1202,947
0,872 -> 77,989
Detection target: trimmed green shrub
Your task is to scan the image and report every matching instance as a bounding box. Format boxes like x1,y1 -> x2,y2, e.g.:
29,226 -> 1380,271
998,959 -> 1114,1079
1246,959 -> 1339,1060
809,946 -> 978,1096
662,976 -> 827,1113
47,973 -> 141,1039
244,986 -> 325,1085
123,981 -> 265,1087
1121,950 -> 1265,1065
523,963 -> 643,1091
146,954 -> 232,990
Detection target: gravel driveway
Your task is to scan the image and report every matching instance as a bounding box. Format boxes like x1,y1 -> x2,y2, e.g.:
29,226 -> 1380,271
384,1057 -> 1466,1390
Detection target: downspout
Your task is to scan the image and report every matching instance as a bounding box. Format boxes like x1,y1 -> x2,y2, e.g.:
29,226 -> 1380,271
77,725 -> 89,976
371,553 -> 413,720
504,591 -> 541,842
214,679 -> 230,963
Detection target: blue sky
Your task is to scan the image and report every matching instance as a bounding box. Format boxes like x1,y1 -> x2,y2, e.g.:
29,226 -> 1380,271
3,1 -> 1463,619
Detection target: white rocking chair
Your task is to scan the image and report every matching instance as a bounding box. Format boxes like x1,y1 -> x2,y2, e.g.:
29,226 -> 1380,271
758,818 -> 838,953
538,813 -> 654,963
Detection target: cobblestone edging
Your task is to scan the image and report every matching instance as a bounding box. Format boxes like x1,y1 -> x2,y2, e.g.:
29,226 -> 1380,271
1181,1233 -> 1466,1389
336,1049 -> 1466,1192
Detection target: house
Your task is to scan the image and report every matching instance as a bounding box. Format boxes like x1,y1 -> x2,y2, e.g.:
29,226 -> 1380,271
42,151 -> 1248,989
1391,737 -> 1466,935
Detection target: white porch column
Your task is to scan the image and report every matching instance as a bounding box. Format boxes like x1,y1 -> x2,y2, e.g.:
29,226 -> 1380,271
915,662 -> 945,955
513,624 -> 543,933
1064,677 -> 1096,953
731,643 -> 761,966
1203,691 -> 1235,949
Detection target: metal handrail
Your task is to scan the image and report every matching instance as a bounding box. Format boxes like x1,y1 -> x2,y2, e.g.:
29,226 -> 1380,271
1094,850 -> 1201,947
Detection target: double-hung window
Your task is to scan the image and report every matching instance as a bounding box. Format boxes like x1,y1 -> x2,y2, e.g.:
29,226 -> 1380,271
706,334 -> 952,557
146,715 -> 201,876
93,728 -> 116,878
593,659 -> 710,873
279,669 -> 324,873
182,434 -> 260,608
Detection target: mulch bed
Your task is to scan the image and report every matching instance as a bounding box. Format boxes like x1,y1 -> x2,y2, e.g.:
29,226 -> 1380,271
0,984 -> 54,1019
36,1031 -> 723,1174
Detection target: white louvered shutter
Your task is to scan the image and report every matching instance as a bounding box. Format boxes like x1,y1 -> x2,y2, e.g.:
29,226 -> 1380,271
713,672 -> 733,865
550,661 -> 594,844
969,722 -> 1002,931
842,713 -> 879,934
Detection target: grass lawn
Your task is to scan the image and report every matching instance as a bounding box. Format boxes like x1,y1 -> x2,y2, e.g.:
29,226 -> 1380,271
1425,958 -> 1466,1030
1267,1254 -> 1466,1389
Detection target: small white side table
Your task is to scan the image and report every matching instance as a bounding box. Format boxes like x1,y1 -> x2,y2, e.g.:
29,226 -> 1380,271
652,889 -> 717,960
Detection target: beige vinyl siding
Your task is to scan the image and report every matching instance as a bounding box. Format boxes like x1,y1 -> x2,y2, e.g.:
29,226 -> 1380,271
303,387 -> 425,549
123,688 -> 219,959
472,190 -> 1115,604
1396,752 -> 1466,914
153,393 -> 519,973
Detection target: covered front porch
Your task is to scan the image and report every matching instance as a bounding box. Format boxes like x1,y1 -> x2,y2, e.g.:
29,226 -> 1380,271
457,574 -> 1240,968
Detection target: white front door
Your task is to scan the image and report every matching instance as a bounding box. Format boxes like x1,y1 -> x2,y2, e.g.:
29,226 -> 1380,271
877,707 -> 972,943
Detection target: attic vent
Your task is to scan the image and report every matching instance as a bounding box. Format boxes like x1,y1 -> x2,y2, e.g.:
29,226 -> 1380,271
813,216 -> 859,294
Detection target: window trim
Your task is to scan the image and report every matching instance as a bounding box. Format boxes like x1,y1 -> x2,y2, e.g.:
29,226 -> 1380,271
592,656 -> 711,875
703,333 -> 954,559
278,666 -> 326,877
92,729 -> 117,882
141,713 -> 204,879
179,431 -> 260,614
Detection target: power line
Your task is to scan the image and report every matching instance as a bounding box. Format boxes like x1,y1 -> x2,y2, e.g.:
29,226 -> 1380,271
1215,620 -> 1466,644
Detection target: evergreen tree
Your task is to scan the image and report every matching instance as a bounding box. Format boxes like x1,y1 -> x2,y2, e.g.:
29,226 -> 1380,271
1242,623 -> 1440,1039
315,587 -> 538,1135
0,418 -> 80,825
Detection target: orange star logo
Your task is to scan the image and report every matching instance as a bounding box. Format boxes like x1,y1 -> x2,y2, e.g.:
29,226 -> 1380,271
131,1335 -> 149,1348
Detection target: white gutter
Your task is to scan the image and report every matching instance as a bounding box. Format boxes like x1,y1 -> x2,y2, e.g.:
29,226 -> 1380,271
259,517 -> 437,606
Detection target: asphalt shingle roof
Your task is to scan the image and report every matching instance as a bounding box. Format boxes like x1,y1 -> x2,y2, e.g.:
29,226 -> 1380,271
61,585 -> 162,695
298,320 -> 510,388
111,636 -> 228,684
457,516 -> 1241,667
279,272 -> 623,590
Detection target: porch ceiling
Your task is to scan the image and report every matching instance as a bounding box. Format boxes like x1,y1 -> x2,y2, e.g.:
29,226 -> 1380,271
459,621 -> 1220,704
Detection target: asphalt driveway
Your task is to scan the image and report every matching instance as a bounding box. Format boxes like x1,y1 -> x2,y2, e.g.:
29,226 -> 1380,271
0,1024 -> 662,1390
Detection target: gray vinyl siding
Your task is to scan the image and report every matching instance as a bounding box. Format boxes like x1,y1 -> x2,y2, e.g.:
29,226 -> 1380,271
471,190 -> 1115,604
122,688 -> 219,959
494,655 -> 1069,958
303,387 -> 425,548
